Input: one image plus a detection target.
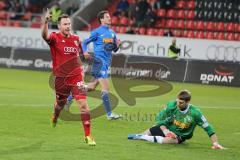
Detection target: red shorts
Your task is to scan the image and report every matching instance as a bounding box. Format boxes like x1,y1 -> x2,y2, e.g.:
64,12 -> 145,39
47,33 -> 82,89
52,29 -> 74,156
54,74 -> 86,102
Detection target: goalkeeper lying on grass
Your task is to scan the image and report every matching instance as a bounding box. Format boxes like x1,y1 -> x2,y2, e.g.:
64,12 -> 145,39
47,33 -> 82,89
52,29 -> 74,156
128,90 -> 225,149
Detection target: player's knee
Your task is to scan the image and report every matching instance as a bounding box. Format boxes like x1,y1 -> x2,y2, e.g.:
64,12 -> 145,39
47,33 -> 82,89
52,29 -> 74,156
77,99 -> 89,112
101,85 -> 109,91
81,107 -> 90,114
143,129 -> 152,135
162,137 -> 179,144
76,99 -> 86,106
87,82 -> 97,91
82,108 -> 90,114
99,80 -> 109,91
56,94 -> 68,107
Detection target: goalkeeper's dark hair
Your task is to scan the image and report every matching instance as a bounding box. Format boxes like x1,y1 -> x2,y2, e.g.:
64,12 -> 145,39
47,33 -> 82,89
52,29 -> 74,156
58,14 -> 70,24
97,10 -> 109,24
178,90 -> 191,102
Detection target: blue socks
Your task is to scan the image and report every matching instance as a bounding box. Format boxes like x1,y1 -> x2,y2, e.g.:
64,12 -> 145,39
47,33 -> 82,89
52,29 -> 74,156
101,91 -> 112,116
67,95 -> 74,102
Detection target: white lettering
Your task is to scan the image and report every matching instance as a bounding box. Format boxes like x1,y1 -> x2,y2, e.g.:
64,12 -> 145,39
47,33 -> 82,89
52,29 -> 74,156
34,59 -> 52,68
0,58 -> 33,67
200,74 -> 234,83
200,74 -> 207,80
214,75 -> 221,82
155,69 -> 170,79
208,74 -> 214,81
77,81 -> 84,87
228,76 -> 234,83
221,76 -> 228,82
206,45 -> 240,62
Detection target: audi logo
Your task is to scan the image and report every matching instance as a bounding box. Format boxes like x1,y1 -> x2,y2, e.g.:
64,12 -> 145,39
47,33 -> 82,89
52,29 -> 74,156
206,45 -> 240,62
64,47 -> 78,53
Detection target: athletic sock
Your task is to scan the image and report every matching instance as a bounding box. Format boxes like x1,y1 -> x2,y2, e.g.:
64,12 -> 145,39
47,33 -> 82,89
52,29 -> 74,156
67,95 -> 73,102
81,113 -> 91,137
101,91 -> 112,116
140,135 -> 164,144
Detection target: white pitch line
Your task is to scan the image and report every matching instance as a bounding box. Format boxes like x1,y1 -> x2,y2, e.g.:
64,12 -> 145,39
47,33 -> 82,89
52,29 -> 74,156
121,105 -> 240,109
200,106 -> 240,109
0,104 -> 239,109
0,93 -> 54,99
0,104 -> 50,107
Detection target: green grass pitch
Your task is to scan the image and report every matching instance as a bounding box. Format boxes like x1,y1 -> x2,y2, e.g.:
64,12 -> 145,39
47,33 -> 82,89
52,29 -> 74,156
0,68 -> 239,160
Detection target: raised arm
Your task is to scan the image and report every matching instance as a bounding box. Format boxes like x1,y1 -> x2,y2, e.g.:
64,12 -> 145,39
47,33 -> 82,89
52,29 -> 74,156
41,8 -> 52,41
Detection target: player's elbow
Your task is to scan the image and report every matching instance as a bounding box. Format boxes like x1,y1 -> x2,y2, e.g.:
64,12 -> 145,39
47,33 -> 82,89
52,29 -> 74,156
41,33 -> 46,39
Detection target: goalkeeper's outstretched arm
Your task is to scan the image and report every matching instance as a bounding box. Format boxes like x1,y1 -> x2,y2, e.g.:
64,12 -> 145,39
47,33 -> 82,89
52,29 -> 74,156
210,134 -> 225,149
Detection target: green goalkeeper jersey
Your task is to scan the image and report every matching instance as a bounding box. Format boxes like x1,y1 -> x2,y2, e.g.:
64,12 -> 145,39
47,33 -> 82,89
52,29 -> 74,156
156,100 -> 215,140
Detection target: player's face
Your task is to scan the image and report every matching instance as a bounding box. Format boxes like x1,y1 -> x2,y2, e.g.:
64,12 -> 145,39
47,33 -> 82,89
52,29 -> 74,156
58,18 -> 71,37
177,99 -> 188,110
101,13 -> 111,26
172,38 -> 176,45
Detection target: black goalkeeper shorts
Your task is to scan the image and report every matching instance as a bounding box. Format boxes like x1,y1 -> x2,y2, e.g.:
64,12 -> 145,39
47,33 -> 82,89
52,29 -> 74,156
149,125 -> 185,144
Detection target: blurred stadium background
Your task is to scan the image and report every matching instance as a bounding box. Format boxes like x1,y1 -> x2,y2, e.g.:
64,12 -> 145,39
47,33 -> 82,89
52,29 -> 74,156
0,0 -> 239,160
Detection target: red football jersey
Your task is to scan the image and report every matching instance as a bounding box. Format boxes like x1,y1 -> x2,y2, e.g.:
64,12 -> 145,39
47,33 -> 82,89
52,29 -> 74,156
47,32 -> 83,77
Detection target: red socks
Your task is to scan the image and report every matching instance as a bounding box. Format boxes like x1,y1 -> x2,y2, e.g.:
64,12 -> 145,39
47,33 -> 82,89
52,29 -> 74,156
81,113 -> 91,136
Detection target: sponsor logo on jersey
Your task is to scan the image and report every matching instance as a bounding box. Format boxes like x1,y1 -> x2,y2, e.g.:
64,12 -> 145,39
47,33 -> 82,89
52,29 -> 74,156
63,47 -> 78,54
173,119 -> 190,129
103,38 -> 114,43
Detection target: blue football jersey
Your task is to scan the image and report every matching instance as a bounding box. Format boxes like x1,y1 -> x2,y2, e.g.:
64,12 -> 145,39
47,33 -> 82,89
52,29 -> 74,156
82,25 -> 118,63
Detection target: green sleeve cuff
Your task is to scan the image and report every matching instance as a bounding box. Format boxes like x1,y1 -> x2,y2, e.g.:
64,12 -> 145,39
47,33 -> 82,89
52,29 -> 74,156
205,125 -> 215,137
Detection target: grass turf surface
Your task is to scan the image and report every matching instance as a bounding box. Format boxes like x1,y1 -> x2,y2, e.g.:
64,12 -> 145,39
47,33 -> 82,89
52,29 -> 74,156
0,68 -> 239,160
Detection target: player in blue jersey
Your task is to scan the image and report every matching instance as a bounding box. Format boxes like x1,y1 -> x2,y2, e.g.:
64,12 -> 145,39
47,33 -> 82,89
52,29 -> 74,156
65,10 -> 122,120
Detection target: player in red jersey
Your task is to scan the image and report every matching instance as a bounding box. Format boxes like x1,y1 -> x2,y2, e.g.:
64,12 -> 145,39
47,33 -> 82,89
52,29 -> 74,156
41,9 -> 96,146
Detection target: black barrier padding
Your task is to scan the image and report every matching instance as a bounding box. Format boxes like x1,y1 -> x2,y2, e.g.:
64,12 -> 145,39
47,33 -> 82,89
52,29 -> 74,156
0,47 -> 239,87
0,47 -> 11,67
111,54 -> 127,68
14,48 -> 52,71
0,47 -> 52,71
111,54 -> 128,78
185,60 -> 240,87
127,56 -> 186,81
0,47 -> 11,56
